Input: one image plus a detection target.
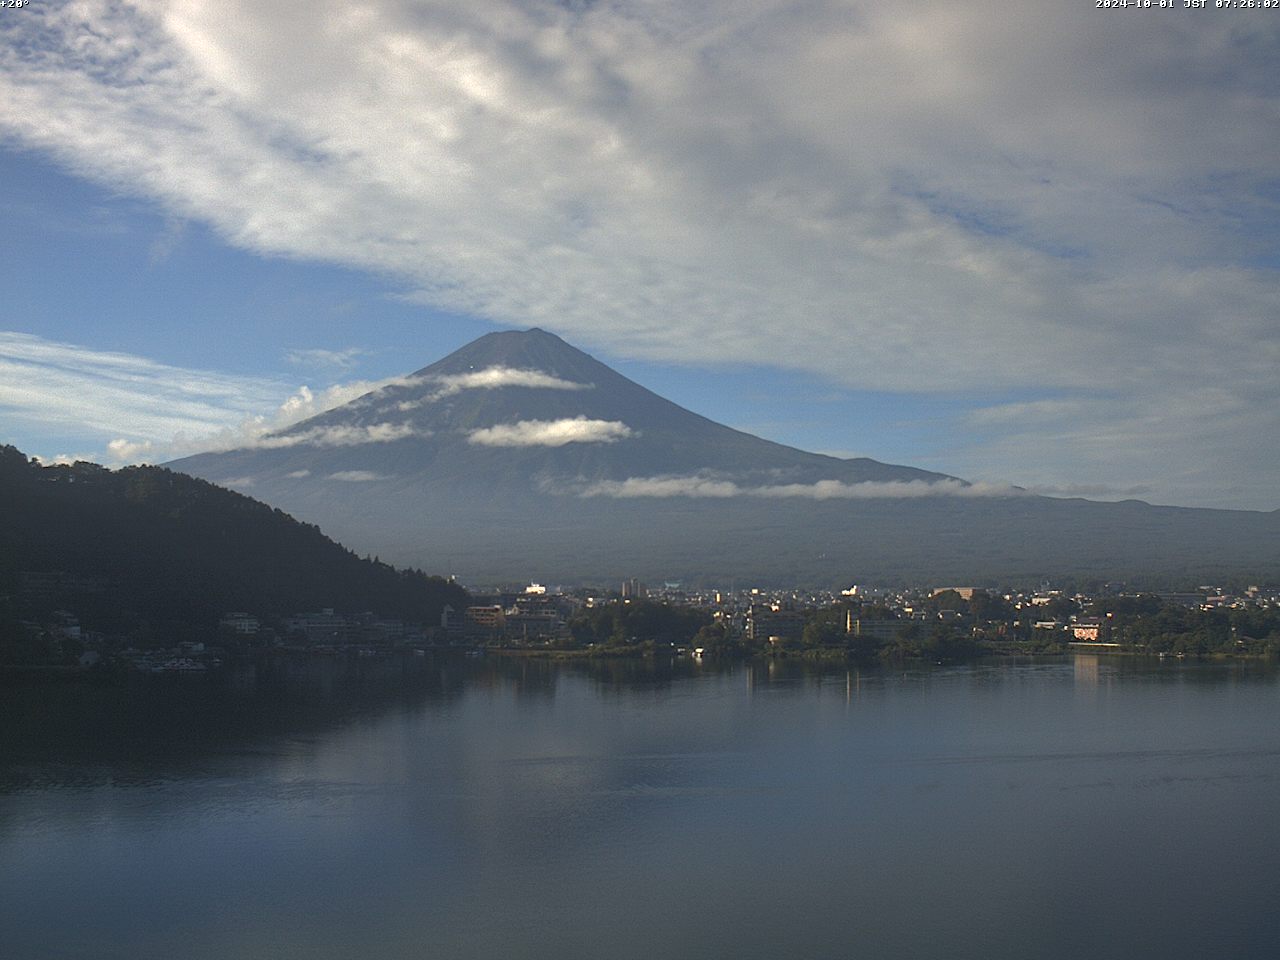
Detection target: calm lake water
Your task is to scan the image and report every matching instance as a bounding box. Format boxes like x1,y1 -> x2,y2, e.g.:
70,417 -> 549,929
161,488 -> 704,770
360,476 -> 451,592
2,654 -> 1279,960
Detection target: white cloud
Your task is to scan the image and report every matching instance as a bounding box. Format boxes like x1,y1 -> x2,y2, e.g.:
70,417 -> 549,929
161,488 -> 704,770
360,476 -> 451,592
1,2 -> 1277,506
35,452 -> 98,467
426,366 -> 589,400
3,1 -> 1273,387
274,381 -> 397,424
286,469 -> 310,478
576,475 -> 742,499
575,474 -> 1024,499
755,479 -> 1021,500
390,365 -> 591,410
106,438 -> 156,461
328,470 -> 389,482
468,417 -> 633,447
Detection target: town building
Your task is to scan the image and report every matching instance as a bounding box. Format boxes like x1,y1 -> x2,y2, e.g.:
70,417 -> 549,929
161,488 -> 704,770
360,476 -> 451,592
845,614 -> 903,642
747,604 -> 805,643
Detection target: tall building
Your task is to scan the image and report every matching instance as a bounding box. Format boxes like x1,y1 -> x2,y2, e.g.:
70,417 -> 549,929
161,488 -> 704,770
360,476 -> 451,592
622,578 -> 646,600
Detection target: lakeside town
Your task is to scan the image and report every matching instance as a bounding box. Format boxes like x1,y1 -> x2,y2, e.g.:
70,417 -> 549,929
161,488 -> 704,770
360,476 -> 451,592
10,575 -> 1280,675
6,444 -> 1279,676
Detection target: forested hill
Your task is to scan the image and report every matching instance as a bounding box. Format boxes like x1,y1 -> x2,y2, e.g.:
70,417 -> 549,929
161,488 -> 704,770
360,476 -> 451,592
0,445 -> 468,637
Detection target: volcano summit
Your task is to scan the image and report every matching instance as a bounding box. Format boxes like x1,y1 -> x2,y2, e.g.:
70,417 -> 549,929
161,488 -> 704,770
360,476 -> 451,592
170,329 -> 1278,585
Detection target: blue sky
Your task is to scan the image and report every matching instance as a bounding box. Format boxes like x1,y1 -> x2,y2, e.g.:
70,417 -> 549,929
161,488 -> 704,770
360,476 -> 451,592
1,0 -> 1277,509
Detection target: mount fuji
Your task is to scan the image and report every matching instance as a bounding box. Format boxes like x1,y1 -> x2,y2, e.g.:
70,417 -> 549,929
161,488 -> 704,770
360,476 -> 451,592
169,329 -> 1278,585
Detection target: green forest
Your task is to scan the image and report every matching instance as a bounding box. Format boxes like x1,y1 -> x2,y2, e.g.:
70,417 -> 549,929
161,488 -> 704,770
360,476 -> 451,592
0,446 -> 467,663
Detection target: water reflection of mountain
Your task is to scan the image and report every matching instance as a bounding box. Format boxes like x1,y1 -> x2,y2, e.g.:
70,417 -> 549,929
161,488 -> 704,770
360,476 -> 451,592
4,653 -> 1271,797
0,653 -> 475,789
0,652 -> 732,789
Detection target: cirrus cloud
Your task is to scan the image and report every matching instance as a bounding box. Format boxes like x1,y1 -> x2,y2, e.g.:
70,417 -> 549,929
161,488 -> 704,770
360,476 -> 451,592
0,330 -> 404,464
1,0 -> 1274,392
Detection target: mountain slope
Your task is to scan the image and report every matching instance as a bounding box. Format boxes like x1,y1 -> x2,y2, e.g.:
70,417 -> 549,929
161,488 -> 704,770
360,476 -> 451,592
177,328 -> 949,491
168,329 -> 1280,585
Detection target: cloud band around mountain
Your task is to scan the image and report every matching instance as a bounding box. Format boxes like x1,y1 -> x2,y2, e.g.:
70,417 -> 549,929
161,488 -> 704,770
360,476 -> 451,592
327,470 -> 390,482
254,421 -> 422,449
468,417 -> 634,447
429,366 -> 589,398
573,475 -> 1023,500
386,366 -> 592,411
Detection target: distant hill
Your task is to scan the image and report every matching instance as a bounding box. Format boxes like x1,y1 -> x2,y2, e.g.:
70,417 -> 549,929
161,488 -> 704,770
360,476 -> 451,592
0,445 -> 467,640
168,329 -> 1280,586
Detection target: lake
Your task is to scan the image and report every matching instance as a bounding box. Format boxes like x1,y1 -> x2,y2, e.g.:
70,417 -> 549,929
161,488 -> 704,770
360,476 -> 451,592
2,654 -> 1278,959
